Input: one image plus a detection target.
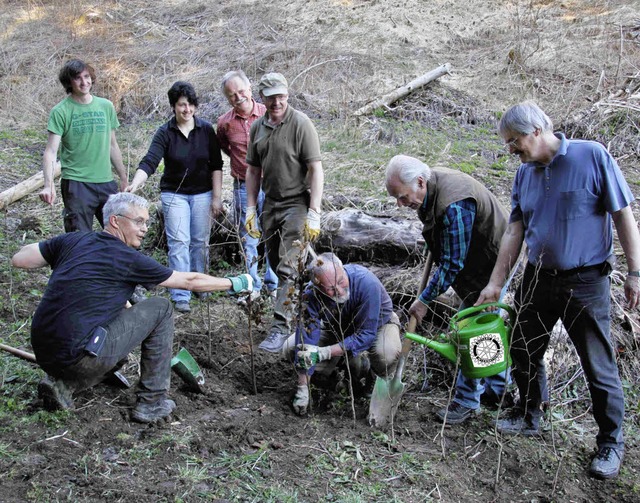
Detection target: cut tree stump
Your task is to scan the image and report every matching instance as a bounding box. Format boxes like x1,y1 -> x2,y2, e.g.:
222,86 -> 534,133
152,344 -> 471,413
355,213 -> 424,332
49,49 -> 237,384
353,63 -> 451,116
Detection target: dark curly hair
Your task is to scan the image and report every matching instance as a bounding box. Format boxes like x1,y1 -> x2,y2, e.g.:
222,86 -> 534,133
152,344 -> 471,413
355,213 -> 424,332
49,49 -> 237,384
167,81 -> 199,109
58,59 -> 96,94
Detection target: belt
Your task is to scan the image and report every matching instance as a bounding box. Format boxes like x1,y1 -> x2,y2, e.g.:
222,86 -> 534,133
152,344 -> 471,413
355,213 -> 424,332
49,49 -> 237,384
530,262 -> 603,277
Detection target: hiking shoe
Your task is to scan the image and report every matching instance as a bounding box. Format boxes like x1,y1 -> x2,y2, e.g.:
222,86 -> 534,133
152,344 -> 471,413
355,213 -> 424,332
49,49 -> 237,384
38,376 -> 74,411
436,402 -> 480,425
174,301 -> 191,313
131,398 -> 176,423
496,407 -> 540,436
348,353 -> 371,380
259,332 -> 290,352
237,290 -> 261,306
481,390 -> 515,410
590,446 -> 623,479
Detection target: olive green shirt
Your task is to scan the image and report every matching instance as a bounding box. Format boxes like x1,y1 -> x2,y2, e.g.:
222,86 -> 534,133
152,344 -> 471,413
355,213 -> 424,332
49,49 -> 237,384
246,105 -> 321,201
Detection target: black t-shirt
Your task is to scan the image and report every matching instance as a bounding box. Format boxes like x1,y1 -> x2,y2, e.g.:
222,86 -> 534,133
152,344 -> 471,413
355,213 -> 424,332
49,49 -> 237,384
32,232 -> 173,368
137,116 -> 223,195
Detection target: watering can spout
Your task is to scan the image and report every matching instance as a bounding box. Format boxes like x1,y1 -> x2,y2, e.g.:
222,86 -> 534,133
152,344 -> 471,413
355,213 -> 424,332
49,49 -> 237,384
405,332 -> 458,363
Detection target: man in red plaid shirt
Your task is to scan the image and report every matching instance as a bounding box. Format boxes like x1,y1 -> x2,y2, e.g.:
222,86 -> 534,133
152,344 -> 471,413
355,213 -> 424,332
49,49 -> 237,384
217,70 -> 278,306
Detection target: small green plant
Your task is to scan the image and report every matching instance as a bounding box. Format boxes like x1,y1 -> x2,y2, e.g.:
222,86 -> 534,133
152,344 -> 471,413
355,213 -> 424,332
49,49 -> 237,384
176,459 -> 209,484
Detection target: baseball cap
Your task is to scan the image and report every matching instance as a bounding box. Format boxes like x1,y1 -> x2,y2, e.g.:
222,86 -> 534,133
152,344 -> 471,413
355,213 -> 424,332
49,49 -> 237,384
258,73 -> 288,96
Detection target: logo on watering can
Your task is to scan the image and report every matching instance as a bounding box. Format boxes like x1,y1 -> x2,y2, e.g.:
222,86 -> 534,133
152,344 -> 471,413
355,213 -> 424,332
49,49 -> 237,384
469,332 -> 505,367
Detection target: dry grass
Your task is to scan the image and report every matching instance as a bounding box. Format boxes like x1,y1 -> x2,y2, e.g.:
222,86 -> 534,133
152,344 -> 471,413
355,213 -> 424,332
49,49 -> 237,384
1,0 -> 636,125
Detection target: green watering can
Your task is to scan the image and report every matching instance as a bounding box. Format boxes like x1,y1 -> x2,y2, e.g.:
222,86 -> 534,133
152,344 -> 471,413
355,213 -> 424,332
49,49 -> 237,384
405,302 -> 514,379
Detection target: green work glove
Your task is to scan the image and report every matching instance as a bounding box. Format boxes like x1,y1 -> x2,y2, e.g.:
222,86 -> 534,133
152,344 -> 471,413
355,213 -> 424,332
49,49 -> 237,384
226,274 -> 253,294
292,385 -> 309,416
296,344 -> 332,370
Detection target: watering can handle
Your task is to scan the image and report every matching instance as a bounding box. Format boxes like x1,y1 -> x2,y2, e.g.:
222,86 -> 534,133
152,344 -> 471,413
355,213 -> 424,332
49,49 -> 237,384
450,302 -> 516,328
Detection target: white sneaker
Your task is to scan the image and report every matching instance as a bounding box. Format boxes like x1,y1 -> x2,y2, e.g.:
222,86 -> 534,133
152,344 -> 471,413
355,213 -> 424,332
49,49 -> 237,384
237,290 -> 261,306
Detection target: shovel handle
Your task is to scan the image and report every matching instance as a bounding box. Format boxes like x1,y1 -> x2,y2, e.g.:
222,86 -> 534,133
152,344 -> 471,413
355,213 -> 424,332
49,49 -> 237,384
392,254 -> 434,384
405,252 -> 433,335
0,343 -> 37,362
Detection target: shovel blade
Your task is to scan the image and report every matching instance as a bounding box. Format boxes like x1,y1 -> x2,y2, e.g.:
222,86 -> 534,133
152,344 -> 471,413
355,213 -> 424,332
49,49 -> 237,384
368,374 -> 406,429
171,348 -> 205,393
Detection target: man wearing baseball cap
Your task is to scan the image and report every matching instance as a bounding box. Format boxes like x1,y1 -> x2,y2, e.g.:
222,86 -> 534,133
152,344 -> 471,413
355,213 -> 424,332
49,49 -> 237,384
245,72 -> 324,352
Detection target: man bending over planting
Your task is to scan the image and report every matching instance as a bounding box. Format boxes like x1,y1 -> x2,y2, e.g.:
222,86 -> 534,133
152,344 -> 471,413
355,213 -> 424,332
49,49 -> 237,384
282,252 -> 401,416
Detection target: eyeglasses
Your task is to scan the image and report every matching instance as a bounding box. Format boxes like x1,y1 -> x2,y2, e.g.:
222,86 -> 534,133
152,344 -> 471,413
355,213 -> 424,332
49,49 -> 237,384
117,214 -> 149,228
504,136 -> 521,150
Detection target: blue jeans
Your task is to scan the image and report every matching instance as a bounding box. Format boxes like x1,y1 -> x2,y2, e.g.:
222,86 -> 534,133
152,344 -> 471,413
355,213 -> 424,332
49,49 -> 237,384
161,191 -> 212,302
453,369 -> 511,410
233,180 -> 278,293
453,293 -> 512,409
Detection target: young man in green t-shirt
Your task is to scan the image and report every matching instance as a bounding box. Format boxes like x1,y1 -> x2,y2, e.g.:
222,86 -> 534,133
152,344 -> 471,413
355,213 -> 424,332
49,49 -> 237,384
40,59 -> 127,232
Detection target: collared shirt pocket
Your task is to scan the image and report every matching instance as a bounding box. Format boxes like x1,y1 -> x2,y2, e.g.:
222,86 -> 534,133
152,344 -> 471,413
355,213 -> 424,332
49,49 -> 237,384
558,189 -> 597,220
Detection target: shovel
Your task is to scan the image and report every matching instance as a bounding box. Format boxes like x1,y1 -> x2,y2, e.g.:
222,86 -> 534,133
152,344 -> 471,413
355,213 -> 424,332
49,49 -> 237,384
171,347 -> 205,393
368,253 -> 433,428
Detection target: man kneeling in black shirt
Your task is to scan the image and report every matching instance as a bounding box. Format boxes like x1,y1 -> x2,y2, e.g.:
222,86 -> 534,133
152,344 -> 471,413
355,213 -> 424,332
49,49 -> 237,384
12,192 -> 251,423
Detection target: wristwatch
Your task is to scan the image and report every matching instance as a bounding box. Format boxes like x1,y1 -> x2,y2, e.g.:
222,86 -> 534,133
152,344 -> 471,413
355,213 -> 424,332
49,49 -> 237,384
628,271 -> 640,277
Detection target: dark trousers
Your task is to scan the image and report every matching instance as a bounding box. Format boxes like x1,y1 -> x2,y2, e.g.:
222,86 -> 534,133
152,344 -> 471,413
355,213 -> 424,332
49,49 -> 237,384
512,264 -> 624,449
53,297 -> 175,404
262,196 -> 308,335
61,179 -> 118,232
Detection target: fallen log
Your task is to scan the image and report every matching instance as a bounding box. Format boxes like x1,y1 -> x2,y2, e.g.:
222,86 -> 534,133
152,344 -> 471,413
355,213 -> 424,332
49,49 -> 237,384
156,205 -> 426,267
0,162 -> 61,210
353,63 -> 451,117
316,208 -> 424,266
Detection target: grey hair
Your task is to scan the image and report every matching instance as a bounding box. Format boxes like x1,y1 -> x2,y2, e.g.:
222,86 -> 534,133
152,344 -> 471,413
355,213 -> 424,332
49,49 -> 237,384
103,192 -> 149,227
220,70 -> 251,94
309,252 -> 344,280
498,101 -> 554,136
385,155 -> 432,189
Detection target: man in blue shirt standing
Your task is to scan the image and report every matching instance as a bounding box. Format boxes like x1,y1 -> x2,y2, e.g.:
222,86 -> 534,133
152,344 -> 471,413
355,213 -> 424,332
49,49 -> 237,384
386,155 -> 512,425
283,253 -> 401,416
476,101 -> 640,479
